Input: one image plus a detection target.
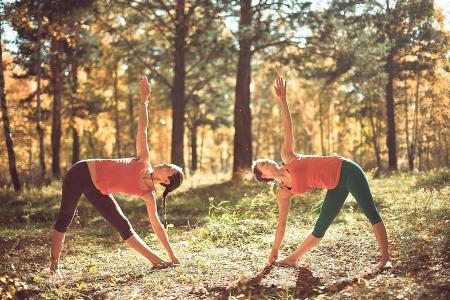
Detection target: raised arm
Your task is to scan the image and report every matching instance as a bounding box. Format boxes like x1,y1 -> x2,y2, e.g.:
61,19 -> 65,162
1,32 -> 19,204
273,77 -> 297,163
268,188 -> 292,265
142,193 -> 180,265
136,76 -> 151,163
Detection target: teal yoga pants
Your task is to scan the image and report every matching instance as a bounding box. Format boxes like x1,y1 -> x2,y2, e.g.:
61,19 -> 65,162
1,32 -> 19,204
312,159 -> 382,238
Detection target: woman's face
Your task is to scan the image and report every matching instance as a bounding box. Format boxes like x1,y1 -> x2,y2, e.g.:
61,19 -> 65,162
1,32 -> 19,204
154,164 -> 176,184
256,159 -> 279,179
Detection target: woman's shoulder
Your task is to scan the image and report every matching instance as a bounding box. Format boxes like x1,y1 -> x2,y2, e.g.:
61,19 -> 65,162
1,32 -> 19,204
283,153 -> 302,167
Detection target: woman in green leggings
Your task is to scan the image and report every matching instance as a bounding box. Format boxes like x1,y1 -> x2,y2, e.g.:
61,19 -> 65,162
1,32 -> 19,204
252,77 -> 391,269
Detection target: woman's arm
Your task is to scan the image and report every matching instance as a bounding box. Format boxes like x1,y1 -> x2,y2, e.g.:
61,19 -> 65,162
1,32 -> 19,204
136,76 -> 151,163
273,77 -> 297,163
142,193 -> 180,264
268,188 -> 292,264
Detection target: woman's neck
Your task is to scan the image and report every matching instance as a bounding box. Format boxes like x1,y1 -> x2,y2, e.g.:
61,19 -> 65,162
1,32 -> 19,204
273,168 -> 292,187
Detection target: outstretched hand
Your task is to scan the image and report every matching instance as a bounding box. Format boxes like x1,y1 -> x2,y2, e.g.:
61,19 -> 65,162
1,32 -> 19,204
273,77 -> 287,100
140,75 -> 151,103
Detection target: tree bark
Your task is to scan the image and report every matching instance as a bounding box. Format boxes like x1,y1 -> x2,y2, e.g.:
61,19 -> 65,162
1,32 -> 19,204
190,122 -> 198,173
411,70 -> 421,170
69,50 -> 80,165
368,100 -> 382,171
127,73 -> 135,155
113,63 -> 121,157
50,36 -> 63,179
403,77 -> 412,171
318,99 -> 325,155
385,50 -> 398,170
170,0 -> 187,168
0,29 -> 21,191
35,7 -> 47,184
199,125 -> 206,172
232,0 -> 253,178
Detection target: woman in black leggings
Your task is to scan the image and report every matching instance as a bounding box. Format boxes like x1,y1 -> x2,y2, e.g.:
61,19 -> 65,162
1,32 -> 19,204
50,76 -> 184,276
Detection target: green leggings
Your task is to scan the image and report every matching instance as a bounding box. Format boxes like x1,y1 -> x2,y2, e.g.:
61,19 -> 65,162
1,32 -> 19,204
312,159 -> 382,238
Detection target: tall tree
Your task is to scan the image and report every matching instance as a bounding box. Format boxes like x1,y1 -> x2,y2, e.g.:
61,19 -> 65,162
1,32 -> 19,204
104,0 -> 233,169
225,0 -> 309,178
0,23 -> 21,191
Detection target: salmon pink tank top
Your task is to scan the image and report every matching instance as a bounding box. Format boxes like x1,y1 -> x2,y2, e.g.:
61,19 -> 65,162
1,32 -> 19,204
94,157 -> 150,196
283,155 -> 343,195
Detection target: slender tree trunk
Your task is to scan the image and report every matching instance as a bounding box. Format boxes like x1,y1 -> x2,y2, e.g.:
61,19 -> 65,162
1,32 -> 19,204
385,51 -> 398,170
69,51 -> 80,165
233,0 -> 253,178
199,126 -> 206,172
411,70 -> 420,171
0,29 -> 21,191
28,121 -> 32,184
35,8 -> 47,184
190,122 -> 198,173
368,101 -> 382,171
253,107 -> 262,159
403,77 -> 412,171
170,0 -> 187,168
50,36 -> 63,179
113,64 -> 121,157
318,100 -> 325,156
327,105 -> 331,154
127,73 -> 135,155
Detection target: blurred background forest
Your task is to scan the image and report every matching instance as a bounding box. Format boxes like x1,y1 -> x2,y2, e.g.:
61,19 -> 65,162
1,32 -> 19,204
1,0 -> 449,190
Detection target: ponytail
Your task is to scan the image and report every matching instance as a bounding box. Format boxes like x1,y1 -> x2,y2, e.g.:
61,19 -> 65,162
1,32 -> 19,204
161,188 -> 169,229
159,165 -> 184,229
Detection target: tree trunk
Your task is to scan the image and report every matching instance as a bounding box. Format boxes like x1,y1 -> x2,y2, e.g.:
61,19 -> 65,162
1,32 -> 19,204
50,36 -> 63,179
411,70 -> 421,170
0,29 -> 21,191
403,77 -> 412,171
318,99 -> 325,156
69,50 -> 80,165
170,0 -> 187,168
190,122 -> 198,173
127,73 -> 135,155
35,9 -> 47,184
113,64 -> 121,157
232,0 -> 253,178
385,51 -> 398,170
199,126 -> 206,172
368,101 -> 382,171
28,121 -> 33,184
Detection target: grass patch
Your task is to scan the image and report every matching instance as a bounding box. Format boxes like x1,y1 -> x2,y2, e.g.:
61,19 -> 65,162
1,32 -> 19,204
1,169 -> 449,299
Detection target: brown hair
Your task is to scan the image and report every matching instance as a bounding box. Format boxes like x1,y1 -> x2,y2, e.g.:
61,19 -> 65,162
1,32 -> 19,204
251,160 -> 275,183
160,165 -> 184,228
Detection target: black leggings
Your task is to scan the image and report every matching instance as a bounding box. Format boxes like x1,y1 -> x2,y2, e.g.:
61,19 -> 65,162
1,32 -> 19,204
54,161 -> 134,240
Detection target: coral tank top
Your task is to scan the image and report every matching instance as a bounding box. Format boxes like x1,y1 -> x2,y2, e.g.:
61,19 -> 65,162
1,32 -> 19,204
94,157 -> 151,196
283,155 -> 344,195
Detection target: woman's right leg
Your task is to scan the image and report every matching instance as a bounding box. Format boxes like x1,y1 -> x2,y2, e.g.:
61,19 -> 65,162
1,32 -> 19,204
51,162 -> 86,273
344,160 -> 390,268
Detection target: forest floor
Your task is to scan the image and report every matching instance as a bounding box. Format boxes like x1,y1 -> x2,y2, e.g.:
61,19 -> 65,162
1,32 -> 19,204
0,169 -> 449,299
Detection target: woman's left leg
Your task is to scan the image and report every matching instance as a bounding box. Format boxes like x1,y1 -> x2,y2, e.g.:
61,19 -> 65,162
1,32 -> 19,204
344,160 -> 390,268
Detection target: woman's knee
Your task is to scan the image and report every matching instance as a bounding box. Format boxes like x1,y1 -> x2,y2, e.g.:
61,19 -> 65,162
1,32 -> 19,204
119,226 -> 135,240
312,223 -> 327,238
54,213 -> 75,233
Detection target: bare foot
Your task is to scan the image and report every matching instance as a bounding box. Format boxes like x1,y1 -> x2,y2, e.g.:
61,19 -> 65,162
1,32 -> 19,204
49,268 -> 63,280
379,258 -> 392,270
151,261 -> 173,270
274,257 -> 298,266
50,260 -> 63,279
